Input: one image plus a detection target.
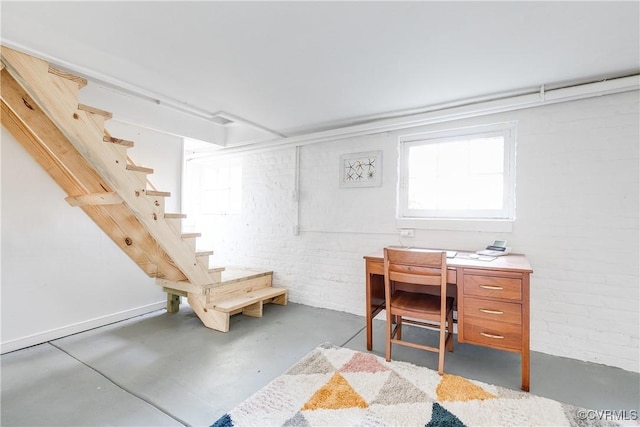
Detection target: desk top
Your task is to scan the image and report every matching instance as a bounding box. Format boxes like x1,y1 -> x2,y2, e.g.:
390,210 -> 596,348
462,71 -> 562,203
364,248 -> 533,273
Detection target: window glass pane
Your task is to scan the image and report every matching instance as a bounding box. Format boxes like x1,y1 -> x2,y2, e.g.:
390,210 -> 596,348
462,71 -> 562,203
400,125 -> 514,220
408,138 -> 504,211
408,145 -> 436,209
199,163 -> 242,215
469,137 -> 503,175
218,168 -> 230,188
438,140 -> 468,177
229,187 -> 242,211
437,173 -> 468,210
468,174 -> 503,209
201,189 -> 216,213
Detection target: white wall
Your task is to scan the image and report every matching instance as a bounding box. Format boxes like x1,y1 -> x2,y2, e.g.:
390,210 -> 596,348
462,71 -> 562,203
105,121 -> 183,213
0,122 -> 183,353
189,92 -> 639,372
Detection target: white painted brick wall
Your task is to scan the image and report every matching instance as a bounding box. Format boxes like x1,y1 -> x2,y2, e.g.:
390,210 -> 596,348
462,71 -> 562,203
191,91 -> 639,372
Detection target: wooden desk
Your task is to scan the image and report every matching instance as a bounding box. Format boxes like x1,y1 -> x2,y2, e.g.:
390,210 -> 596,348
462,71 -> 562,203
364,249 -> 533,391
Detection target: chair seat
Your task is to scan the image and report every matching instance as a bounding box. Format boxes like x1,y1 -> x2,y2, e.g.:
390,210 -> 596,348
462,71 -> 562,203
390,291 -> 454,316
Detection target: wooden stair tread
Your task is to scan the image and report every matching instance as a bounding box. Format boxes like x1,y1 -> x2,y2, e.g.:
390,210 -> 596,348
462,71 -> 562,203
103,135 -> 134,147
181,232 -> 201,239
126,164 -> 154,174
213,287 -> 287,313
78,103 -> 113,119
156,267 -> 225,280
221,268 -> 273,284
65,192 -> 123,207
146,190 -> 170,197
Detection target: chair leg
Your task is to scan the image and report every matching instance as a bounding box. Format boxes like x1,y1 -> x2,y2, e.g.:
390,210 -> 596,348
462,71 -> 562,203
386,311 -> 392,362
438,322 -> 446,375
397,316 -> 403,340
447,309 -> 454,352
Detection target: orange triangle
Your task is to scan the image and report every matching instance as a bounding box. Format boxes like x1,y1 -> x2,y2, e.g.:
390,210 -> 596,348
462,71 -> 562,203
436,374 -> 497,402
301,372 -> 369,410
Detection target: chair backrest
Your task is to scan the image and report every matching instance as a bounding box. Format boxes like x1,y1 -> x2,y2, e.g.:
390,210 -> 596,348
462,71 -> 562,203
383,247 -> 447,290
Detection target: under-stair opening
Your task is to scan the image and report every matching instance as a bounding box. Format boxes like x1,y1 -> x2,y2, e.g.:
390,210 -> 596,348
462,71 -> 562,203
1,45 -> 287,333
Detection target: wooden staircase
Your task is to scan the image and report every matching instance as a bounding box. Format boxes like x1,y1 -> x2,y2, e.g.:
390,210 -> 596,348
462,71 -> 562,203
0,46 -> 287,332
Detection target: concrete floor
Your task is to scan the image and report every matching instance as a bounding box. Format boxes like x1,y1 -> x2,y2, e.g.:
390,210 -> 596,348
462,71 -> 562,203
1,303 -> 638,426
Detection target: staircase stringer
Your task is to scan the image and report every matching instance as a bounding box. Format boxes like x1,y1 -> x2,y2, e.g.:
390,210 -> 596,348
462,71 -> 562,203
1,68 -> 186,279
1,46 -> 213,287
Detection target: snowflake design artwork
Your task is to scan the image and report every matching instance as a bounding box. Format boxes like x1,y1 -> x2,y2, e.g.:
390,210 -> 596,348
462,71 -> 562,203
344,157 -> 376,181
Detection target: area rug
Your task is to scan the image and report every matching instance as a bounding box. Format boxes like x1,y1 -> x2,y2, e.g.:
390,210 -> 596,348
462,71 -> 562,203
212,343 -> 621,427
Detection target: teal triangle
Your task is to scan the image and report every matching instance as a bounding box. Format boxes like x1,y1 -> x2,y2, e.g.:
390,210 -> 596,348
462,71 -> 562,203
286,350 -> 335,375
426,402 -> 466,427
210,413 -> 233,427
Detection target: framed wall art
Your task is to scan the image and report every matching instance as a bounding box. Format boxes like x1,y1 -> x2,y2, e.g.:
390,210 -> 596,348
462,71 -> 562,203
339,150 -> 382,188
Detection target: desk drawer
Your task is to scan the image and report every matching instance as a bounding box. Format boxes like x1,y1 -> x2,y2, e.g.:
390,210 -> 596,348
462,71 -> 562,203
464,275 -> 521,301
463,297 -> 521,325
462,317 -> 522,351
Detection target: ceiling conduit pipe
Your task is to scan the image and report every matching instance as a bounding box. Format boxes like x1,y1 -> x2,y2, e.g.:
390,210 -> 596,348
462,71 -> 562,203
190,74 -> 639,160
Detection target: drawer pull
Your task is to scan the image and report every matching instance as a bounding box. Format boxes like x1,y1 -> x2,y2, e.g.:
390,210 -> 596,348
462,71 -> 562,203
480,332 -> 505,339
479,308 -> 504,315
480,285 -> 503,290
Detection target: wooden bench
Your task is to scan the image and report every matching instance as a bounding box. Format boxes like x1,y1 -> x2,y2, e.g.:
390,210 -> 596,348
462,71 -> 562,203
204,269 -> 288,332
164,268 -> 288,332
213,286 -> 288,318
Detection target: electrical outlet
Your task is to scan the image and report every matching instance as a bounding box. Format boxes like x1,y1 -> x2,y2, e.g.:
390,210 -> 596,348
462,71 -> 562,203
400,228 -> 415,238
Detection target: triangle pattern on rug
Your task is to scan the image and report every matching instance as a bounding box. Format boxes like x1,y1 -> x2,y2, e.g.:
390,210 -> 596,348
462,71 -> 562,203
436,374 -> 496,402
210,413 -> 233,427
371,371 -> 431,405
282,412 -> 310,427
216,345 -> 607,427
426,402 -> 466,427
340,352 -> 391,374
301,372 -> 368,410
287,351 -> 335,375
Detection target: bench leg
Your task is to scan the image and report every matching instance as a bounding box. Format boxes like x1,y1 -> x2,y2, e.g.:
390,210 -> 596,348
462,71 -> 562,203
273,293 -> 288,305
243,301 -> 263,318
167,293 -> 181,313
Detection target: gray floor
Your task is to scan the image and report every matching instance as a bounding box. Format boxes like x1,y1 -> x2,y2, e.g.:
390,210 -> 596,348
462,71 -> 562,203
1,303 -> 638,426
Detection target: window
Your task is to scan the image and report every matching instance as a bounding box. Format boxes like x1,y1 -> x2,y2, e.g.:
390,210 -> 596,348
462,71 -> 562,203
183,155 -> 242,222
398,123 -> 516,224
200,162 -> 242,215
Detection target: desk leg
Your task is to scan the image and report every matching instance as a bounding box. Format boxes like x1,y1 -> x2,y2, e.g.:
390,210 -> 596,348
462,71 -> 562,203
366,272 -> 373,351
522,351 -> 530,392
521,273 -> 531,392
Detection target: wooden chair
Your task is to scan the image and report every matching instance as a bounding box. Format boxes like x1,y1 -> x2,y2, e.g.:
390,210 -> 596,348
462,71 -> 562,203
383,247 -> 454,374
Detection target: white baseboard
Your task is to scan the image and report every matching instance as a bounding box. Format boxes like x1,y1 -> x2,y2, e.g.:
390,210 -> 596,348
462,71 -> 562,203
0,301 -> 166,354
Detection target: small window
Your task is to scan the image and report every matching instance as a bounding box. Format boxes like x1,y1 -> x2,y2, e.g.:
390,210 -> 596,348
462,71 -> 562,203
398,123 -> 516,221
200,162 -> 242,215
184,154 -> 242,221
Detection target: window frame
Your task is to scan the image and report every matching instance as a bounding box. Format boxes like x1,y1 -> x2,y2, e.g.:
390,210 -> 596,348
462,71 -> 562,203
397,122 -> 517,229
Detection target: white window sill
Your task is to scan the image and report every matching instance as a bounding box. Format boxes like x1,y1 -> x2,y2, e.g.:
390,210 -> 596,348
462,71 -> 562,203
396,217 -> 513,232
